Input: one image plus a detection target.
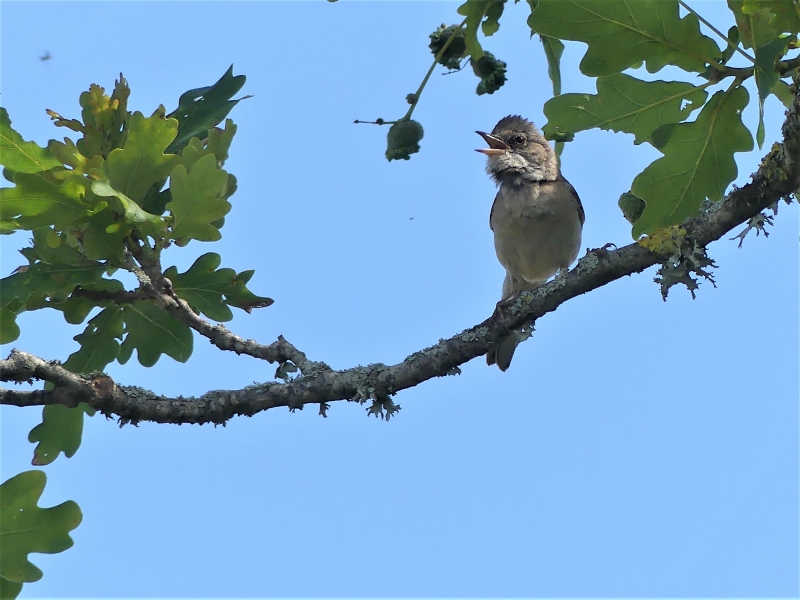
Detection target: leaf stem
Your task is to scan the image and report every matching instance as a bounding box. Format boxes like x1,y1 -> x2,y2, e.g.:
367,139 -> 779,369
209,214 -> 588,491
404,18 -> 468,121
679,0 -> 756,65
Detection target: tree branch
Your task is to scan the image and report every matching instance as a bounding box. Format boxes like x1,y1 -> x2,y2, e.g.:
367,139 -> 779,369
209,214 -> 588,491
114,235 -> 327,376
2,73 -> 798,425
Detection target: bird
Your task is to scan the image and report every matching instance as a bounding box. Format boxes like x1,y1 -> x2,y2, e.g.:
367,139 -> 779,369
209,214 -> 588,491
476,115 -> 585,371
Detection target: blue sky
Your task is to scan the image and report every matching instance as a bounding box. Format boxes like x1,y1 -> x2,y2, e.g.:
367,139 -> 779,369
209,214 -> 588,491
1,1 -> 798,597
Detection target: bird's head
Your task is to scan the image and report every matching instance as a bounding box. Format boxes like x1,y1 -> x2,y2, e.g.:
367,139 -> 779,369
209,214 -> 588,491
476,115 -> 558,184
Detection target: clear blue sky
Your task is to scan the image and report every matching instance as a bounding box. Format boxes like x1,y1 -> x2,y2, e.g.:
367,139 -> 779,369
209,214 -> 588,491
1,1 -> 797,597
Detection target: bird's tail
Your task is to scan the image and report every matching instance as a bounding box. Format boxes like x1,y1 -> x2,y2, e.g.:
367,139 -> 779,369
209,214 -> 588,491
486,331 -> 522,372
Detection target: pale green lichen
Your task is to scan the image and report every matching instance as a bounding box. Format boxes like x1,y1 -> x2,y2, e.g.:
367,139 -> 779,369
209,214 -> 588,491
552,269 -> 569,289
366,396 -> 401,420
654,239 -> 716,301
637,225 -> 687,255
460,327 -> 488,342
575,252 -> 599,276
730,211 -> 774,247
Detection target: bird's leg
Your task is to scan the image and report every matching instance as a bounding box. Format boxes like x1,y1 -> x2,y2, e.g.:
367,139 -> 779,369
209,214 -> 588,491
494,287 -> 524,326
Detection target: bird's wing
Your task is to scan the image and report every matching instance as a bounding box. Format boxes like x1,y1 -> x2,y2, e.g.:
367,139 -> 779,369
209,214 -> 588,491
489,190 -> 501,231
555,174 -> 585,226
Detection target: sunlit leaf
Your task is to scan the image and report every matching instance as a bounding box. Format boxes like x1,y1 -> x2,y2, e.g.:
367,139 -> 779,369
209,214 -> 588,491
0,171 -> 90,232
104,111 -> 180,204
0,108 -> 61,175
91,178 -> 166,238
167,154 -> 230,241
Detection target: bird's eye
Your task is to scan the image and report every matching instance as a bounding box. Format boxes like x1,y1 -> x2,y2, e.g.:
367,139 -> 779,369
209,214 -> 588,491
512,134 -> 526,146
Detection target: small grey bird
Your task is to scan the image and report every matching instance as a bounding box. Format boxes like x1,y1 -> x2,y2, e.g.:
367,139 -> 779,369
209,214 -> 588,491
476,115 -> 585,371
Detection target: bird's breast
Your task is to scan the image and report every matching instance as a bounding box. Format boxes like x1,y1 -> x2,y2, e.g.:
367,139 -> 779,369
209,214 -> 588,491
490,180 -> 583,285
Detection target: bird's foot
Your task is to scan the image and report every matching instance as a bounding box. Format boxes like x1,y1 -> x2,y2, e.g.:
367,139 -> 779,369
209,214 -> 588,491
592,242 -> 617,255
493,294 -> 517,321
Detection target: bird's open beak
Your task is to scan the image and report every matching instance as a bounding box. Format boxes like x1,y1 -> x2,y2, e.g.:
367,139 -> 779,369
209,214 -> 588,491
475,131 -> 509,156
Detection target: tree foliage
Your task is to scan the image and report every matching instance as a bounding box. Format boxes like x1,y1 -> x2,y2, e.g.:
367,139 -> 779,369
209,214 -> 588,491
1,1 -> 799,596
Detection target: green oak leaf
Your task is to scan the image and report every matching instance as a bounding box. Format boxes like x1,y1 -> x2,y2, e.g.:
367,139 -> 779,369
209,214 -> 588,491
542,74 -> 709,145
771,79 -> 795,107
0,261 -> 107,308
167,66 -> 251,155
76,207 -> 129,263
528,0 -> 721,76
28,404 -> 94,465
0,108 -> 61,175
480,0 -> 504,36
180,140 -> 204,170
26,306 -> 122,464
205,119 -> 237,165
91,178 -> 166,238
618,191 -> 647,225
0,306 -> 21,344
47,137 -> 104,176
0,471 -> 81,583
224,269 -> 273,313
457,0 -> 506,60
165,253 -> 273,322
221,173 -> 238,203
75,77 -> 130,157
117,301 -> 193,367
167,154 -> 230,241
46,77 -> 130,160
730,0 -> 779,48
0,219 -> 18,233
742,0 -> 800,34
63,306 -> 124,373
0,171 -> 90,232
754,36 -> 790,147
46,279 -> 125,325
729,0 -> 791,147
540,35 -> 564,96
631,86 -> 753,238
104,111 -> 181,204
17,227 -> 91,267
139,183 -> 172,216
178,118 -> 237,171
0,576 -> 23,600
720,26 -> 742,65
527,0 -> 564,97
